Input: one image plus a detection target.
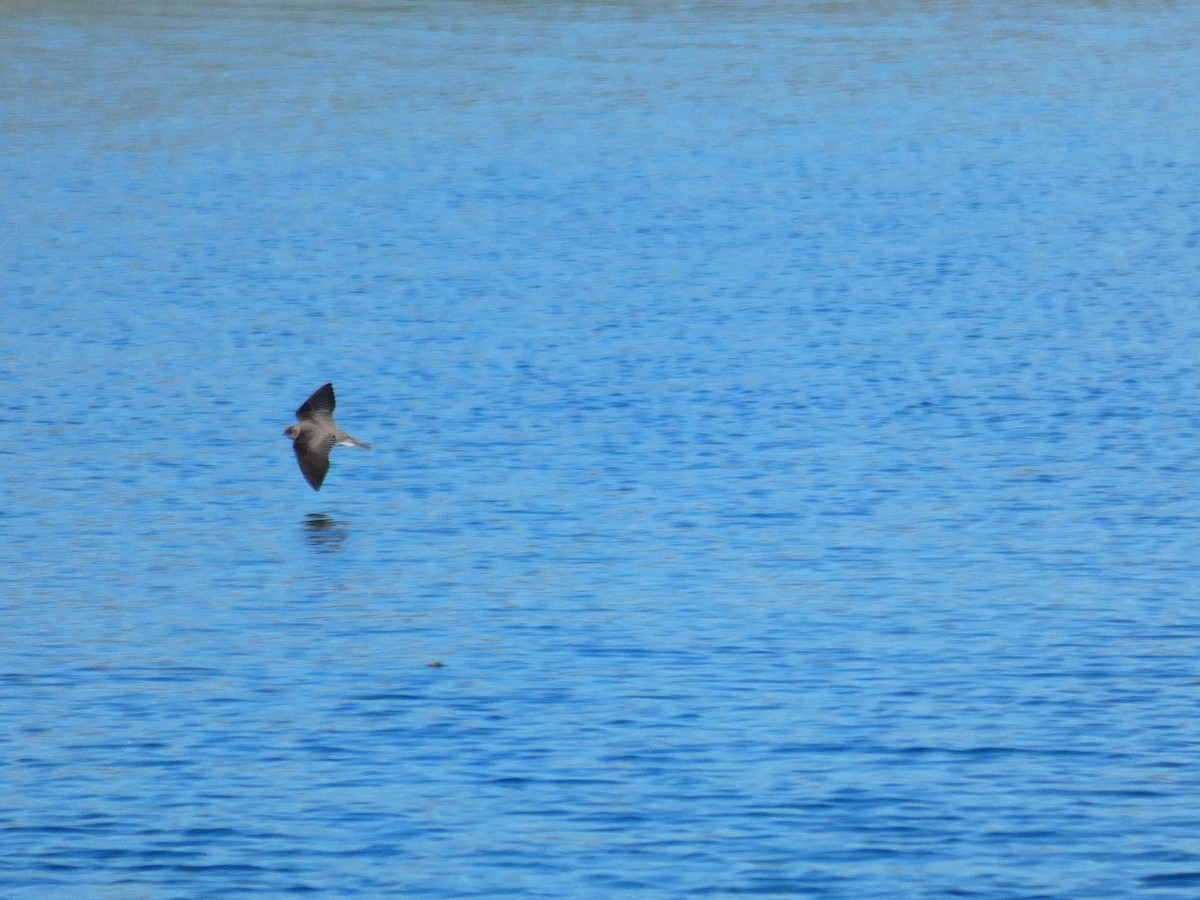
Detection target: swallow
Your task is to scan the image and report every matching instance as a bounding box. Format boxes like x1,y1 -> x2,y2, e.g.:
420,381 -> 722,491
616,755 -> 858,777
283,383 -> 370,490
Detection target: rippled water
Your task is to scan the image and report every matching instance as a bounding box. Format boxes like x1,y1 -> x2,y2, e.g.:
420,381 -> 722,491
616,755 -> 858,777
4,2 -> 1200,896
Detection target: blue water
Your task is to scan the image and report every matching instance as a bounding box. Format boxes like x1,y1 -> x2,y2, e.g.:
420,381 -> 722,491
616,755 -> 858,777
4,2 -> 1200,896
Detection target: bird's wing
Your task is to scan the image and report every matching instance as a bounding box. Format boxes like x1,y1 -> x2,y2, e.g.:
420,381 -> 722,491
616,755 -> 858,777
293,428 -> 337,491
296,383 -> 336,424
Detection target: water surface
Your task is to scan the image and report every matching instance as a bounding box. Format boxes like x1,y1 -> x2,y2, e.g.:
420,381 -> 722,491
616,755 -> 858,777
3,2 -> 1200,896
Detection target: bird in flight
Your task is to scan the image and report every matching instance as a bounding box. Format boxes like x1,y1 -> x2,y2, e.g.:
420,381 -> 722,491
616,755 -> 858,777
283,383 -> 370,490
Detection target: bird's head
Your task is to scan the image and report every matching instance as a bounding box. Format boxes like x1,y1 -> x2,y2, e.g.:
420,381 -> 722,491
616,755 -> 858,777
284,425 -> 301,440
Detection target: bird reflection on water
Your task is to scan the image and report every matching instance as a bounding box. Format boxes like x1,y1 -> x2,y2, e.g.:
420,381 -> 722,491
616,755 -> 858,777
302,513 -> 348,554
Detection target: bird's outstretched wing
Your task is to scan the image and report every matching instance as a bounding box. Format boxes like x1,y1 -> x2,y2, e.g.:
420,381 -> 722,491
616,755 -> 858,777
293,428 -> 338,491
296,383 -> 336,424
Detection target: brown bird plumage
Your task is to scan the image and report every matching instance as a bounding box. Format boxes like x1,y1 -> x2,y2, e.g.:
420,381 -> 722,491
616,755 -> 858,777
283,383 -> 370,490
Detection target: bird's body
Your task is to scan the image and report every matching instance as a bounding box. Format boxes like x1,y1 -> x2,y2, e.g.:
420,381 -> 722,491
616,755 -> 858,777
284,383 -> 369,490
